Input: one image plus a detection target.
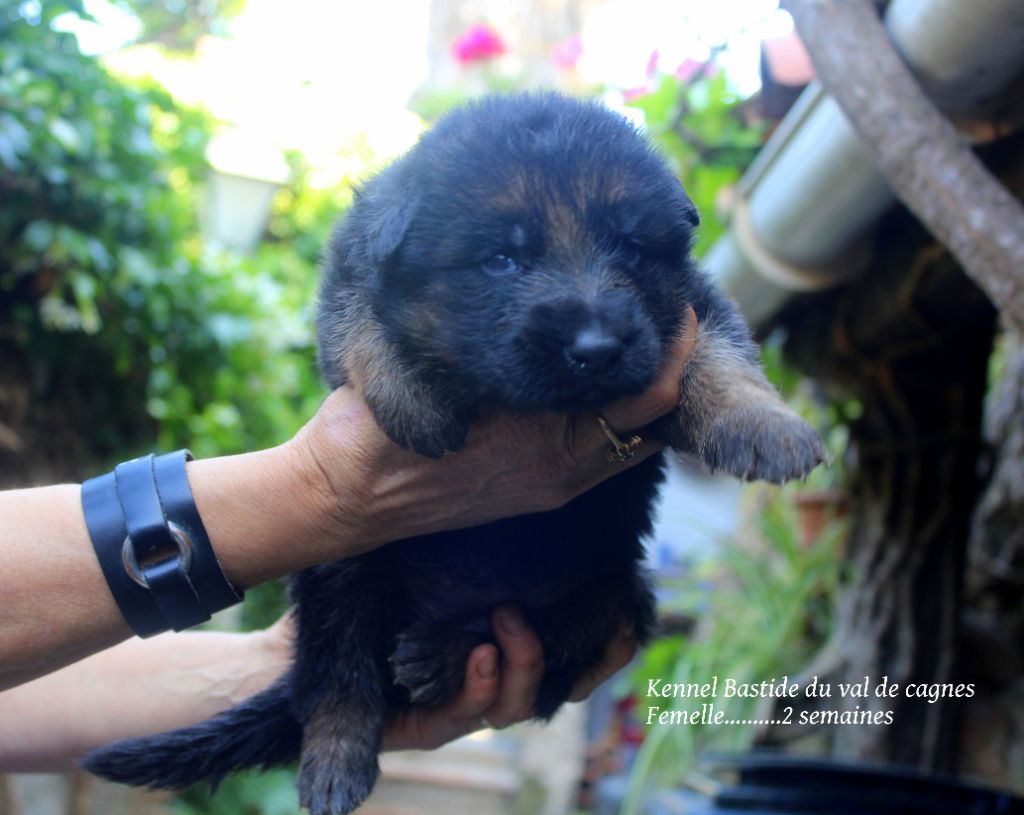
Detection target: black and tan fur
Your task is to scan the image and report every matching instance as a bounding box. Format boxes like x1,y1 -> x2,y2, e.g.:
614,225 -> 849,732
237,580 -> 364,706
84,93 -> 824,815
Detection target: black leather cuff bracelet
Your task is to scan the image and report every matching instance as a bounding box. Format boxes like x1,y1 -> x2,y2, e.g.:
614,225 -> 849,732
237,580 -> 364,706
81,450 -> 243,637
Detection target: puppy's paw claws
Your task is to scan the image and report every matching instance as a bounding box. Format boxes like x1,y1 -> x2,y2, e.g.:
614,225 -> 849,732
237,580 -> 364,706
299,755 -> 378,815
389,623 -> 484,706
703,408 -> 827,484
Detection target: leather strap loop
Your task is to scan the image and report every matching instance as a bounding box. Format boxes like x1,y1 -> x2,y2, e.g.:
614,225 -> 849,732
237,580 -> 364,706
114,456 -> 177,571
153,451 -> 242,613
144,556 -> 210,632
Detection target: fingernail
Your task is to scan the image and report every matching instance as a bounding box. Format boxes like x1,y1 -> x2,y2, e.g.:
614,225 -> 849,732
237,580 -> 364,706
497,608 -> 526,636
477,651 -> 498,679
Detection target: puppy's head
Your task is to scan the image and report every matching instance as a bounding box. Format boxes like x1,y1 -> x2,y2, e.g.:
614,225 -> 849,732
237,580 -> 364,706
328,93 -> 700,414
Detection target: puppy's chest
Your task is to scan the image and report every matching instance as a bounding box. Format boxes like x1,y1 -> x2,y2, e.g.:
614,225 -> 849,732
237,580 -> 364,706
388,528 -> 599,613
384,456 -> 664,620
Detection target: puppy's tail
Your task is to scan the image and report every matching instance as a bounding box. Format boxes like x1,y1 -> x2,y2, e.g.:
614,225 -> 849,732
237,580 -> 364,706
81,675 -> 301,789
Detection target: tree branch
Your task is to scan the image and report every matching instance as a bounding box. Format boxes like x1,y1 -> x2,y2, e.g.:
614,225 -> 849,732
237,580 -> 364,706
784,0 -> 1024,331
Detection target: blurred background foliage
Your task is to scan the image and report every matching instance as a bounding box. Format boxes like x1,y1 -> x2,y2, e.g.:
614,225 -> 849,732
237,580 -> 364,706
109,0 -> 247,51
626,66 -> 764,257
0,0 -> 339,473
622,491 -> 846,814
174,768 -> 300,815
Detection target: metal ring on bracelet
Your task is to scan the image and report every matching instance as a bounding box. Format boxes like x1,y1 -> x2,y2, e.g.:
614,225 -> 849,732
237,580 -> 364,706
121,521 -> 194,589
597,415 -> 642,463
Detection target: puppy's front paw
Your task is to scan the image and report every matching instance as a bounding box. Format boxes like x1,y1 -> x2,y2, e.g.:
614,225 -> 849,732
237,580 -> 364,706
390,622 -> 487,706
702,407 -> 827,483
298,748 -> 378,815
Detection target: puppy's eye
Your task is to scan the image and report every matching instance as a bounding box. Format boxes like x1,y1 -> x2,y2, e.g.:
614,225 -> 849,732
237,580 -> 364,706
482,254 -> 519,275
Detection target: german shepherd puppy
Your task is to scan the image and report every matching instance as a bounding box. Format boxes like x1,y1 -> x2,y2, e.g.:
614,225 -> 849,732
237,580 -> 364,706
84,93 -> 824,814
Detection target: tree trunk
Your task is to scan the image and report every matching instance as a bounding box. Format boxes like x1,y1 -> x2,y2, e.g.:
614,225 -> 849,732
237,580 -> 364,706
778,0 -> 1024,774
782,208 -> 996,770
959,327 -> 1024,790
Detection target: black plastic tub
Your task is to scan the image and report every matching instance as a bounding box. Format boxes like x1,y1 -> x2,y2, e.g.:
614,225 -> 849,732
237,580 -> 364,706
596,753 -> 1024,815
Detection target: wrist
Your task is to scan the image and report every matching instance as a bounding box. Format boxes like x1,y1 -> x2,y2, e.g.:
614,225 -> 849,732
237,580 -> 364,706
255,614 -> 296,679
285,388 -> 400,554
186,438 -> 369,589
233,626 -> 293,703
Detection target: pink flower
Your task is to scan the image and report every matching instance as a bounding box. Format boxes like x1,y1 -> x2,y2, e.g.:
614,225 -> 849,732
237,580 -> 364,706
675,58 -> 702,82
452,24 -> 506,65
551,35 -> 582,71
622,86 -> 650,103
676,57 -> 717,83
645,49 -> 660,78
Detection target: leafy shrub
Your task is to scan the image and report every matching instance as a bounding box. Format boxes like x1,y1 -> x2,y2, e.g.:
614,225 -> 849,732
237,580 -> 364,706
626,67 -> 764,257
0,0 -> 340,483
624,493 -> 846,813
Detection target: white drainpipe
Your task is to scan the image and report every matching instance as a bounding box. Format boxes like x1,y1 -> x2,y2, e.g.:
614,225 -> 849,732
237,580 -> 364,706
707,0 -> 1024,329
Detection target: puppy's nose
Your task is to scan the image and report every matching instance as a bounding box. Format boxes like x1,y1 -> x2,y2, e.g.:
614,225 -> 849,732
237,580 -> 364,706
567,327 -> 622,369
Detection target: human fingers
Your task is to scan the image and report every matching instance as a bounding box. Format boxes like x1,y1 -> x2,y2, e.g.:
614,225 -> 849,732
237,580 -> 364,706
599,305 -> 697,434
567,627 -> 638,702
381,643 -> 500,751
479,607 -> 545,729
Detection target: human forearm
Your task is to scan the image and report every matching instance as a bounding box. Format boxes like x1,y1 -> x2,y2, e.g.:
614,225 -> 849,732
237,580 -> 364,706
0,484 -> 129,689
0,606 -> 637,772
0,439 -> 354,690
0,628 -> 289,772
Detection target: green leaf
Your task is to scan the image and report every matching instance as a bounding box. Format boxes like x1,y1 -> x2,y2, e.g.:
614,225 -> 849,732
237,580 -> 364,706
48,117 -> 81,153
22,220 -> 55,252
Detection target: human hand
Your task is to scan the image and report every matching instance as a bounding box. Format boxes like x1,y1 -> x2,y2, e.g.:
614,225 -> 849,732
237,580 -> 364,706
381,607 -> 637,751
291,307 -> 697,556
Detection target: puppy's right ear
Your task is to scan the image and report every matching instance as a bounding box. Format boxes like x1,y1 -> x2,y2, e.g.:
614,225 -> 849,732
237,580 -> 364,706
347,171 -> 419,268
675,178 -> 700,228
